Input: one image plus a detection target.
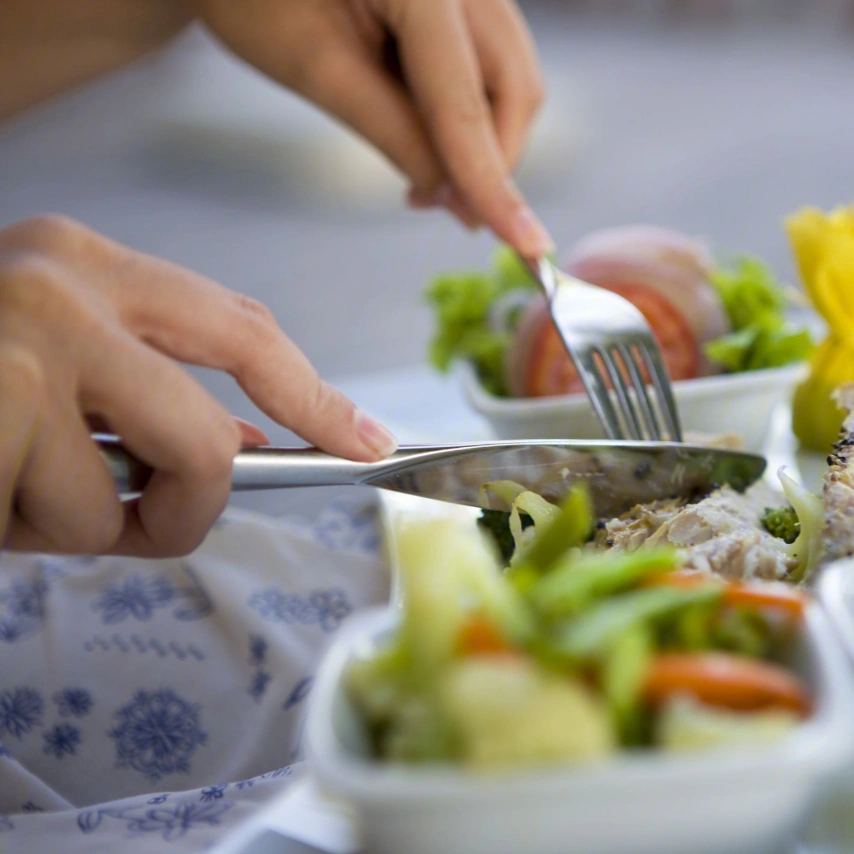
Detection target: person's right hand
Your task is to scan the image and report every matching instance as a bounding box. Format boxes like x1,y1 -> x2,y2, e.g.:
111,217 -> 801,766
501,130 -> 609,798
0,215 -> 398,557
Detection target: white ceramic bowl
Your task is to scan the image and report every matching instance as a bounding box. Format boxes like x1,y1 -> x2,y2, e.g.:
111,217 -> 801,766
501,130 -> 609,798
308,605 -> 854,854
460,362 -> 807,454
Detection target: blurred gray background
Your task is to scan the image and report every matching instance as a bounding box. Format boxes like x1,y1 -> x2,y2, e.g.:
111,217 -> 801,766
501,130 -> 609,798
2,1 -> 854,464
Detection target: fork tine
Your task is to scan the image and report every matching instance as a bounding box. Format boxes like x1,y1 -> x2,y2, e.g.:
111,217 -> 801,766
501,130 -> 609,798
597,346 -> 644,440
637,339 -> 683,442
612,343 -> 661,441
573,349 -> 624,440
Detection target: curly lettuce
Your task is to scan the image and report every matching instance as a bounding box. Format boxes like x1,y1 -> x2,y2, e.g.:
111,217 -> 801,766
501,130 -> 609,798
704,257 -> 814,372
425,247 -> 536,396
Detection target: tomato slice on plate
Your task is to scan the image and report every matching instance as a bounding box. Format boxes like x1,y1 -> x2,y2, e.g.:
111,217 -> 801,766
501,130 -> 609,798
523,282 -> 701,398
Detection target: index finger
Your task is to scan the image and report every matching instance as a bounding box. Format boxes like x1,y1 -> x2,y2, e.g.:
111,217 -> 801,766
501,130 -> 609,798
104,248 -> 397,463
394,0 -> 553,257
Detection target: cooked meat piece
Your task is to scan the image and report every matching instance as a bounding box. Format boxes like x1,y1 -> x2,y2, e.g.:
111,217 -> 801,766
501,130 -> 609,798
596,483 -> 796,581
682,431 -> 746,451
821,384 -> 854,564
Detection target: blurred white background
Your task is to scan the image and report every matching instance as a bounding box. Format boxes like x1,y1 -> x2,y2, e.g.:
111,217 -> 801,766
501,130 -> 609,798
2,1 -> 854,447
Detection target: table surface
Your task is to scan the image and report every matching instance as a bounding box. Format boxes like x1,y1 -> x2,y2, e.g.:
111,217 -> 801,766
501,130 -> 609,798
3,8 -> 854,851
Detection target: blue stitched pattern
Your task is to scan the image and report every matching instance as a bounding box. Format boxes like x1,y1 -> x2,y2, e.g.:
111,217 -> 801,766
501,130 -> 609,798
0,688 -> 43,740
53,688 -> 93,718
94,568 -> 213,625
247,670 -> 271,702
77,801 -> 233,840
248,634 -> 267,665
95,576 -> 174,624
248,587 -> 352,632
283,677 -> 312,711
0,577 -> 47,643
84,635 -> 206,660
109,689 -> 207,782
43,723 -> 81,759
199,785 -> 226,802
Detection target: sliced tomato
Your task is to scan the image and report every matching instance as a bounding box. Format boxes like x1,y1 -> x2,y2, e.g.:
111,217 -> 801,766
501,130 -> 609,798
517,284 -> 701,399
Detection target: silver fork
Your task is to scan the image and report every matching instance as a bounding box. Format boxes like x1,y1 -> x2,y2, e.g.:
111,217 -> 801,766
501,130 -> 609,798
524,256 -> 683,442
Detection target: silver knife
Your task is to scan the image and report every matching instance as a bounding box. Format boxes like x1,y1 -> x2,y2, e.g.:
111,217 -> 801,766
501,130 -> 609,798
96,435 -> 765,519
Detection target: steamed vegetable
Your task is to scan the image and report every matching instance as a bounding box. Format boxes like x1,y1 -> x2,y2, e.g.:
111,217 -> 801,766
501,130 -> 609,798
426,228 -> 811,399
761,505 -> 800,544
787,205 -> 854,452
656,697 -> 801,751
347,485 -> 811,770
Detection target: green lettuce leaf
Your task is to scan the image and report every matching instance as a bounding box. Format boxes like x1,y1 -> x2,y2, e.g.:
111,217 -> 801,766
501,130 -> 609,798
704,257 -> 813,372
425,247 -> 536,396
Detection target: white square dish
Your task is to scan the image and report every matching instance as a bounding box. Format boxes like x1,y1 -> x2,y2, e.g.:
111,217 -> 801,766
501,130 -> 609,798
459,362 -> 807,453
307,601 -> 854,854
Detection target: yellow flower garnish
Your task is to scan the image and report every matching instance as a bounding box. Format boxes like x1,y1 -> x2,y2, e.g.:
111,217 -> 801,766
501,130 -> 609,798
787,205 -> 854,452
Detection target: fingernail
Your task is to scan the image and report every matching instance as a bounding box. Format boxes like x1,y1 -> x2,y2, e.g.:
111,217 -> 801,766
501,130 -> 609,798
512,206 -> 555,256
234,417 -> 270,447
355,410 -> 398,458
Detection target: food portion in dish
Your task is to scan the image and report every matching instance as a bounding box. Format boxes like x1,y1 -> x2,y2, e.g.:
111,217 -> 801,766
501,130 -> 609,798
426,226 -> 813,399
347,486 -> 811,771
476,383 -> 854,591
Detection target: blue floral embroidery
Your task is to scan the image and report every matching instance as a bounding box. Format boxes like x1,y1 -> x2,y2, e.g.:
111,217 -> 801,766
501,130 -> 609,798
43,723 -> 81,758
0,741 -> 10,757
78,801 -> 233,840
53,688 -> 93,718
0,687 -> 43,739
247,670 -> 271,702
21,802 -> 43,813
249,634 -> 267,665
127,802 -> 232,840
259,765 -> 294,780
200,784 -> 226,802
0,816 -> 13,831
147,795 -> 168,805
95,575 -> 174,624
284,677 -> 313,711
109,689 -> 207,782
234,779 -> 255,790
0,576 -> 47,643
312,500 -> 381,553
248,587 -> 352,632
93,568 -> 213,624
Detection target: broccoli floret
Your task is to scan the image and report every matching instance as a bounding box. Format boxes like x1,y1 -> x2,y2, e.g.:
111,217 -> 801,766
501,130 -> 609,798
761,506 -> 800,544
477,509 -> 533,564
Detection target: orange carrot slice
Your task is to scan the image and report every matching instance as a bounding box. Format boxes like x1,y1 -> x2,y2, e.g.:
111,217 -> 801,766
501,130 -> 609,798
642,652 -> 811,716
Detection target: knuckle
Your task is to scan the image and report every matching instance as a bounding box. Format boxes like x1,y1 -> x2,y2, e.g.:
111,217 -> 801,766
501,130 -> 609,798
71,509 -> 123,555
232,292 -> 278,333
183,410 -> 241,481
7,214 -> 91,256
439,85 -> 490,127
0,344 -> 44,402
0,253 -> 75,322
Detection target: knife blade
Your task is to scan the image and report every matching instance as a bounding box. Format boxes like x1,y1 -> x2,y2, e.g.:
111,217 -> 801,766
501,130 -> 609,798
97,435 -> 765,519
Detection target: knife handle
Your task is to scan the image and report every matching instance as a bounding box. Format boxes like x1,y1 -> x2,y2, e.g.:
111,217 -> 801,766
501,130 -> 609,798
95,435 -> 386,494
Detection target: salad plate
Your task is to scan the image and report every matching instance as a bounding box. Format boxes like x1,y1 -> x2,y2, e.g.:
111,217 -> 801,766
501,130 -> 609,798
307,600 -> 854,854
460,360 -> 806,454
306,479 -> 854,854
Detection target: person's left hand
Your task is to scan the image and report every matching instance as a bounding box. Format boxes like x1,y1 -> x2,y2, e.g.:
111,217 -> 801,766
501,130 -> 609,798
192,0 -> 553,257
